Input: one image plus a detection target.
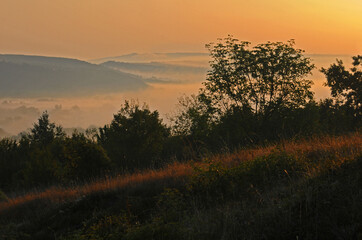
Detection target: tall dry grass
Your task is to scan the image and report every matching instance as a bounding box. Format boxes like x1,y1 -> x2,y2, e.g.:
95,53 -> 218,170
0,133 -> 360,214
219,133 -> 361,167
0,162 -> 192,213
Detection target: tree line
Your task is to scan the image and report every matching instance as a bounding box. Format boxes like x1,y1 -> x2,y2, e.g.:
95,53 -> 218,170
0,38 -> 360,193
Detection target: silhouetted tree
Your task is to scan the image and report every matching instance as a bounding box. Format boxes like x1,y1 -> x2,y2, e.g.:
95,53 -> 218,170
61,132 -> 111,181
317,99 -> 355,134
29,111 -> 65,145
15,112 -> 65,186
171,95 -> 214,139
172,38 -> 317,151
203,37 -> 315,115
321,55 -> 361,121
98,101 -> 170,171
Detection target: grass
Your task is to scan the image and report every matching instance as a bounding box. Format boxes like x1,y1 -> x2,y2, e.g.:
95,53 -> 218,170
0,133 -> 361,239
3,133 -> 359,213
0,161 -> 192,213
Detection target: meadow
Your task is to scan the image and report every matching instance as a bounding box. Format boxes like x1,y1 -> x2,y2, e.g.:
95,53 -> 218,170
0,133 -> 361,239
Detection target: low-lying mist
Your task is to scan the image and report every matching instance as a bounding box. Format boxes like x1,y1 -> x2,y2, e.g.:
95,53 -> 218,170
0,82 -> 202,136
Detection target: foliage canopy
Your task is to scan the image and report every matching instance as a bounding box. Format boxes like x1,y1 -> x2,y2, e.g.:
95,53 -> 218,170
321,55 -> 361,119
98,100 -> 170,170
203,37 -> 315,114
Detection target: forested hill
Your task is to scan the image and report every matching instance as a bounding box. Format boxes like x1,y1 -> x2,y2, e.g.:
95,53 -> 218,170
0,54 -> 147,97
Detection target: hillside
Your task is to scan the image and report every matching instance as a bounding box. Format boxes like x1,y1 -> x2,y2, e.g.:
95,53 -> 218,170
101,61 -> 208,83
0,54 -> 148,97
0,133 -> 361,239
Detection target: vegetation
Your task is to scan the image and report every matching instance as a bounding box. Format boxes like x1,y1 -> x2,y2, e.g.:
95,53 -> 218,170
98,100 -> 170,171
321,55 -> 361,121
171,39 -> 360,151
203,38 -> 314,113
0,39 -> 361,239
0,134 -> 360,239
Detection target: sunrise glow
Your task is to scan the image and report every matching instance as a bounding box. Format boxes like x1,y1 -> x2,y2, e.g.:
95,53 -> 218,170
1,0 -> 361,59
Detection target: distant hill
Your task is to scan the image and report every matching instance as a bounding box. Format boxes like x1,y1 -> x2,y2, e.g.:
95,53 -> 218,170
0,54 -> 148,97
101,61 -> 208,83
91,52 -> 351,67
101,61 -> 207,74
93,52 -> 210,83
91,52 -> 210,66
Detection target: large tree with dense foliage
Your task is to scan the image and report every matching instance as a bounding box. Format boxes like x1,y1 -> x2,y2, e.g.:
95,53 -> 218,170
172,38 -> 316,148
202,37 -> 315,114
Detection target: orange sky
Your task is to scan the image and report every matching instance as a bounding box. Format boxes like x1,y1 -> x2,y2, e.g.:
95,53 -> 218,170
0,0 -> 361,59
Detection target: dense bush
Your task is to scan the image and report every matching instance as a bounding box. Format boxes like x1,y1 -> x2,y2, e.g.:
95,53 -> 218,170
98,100 -> 170,171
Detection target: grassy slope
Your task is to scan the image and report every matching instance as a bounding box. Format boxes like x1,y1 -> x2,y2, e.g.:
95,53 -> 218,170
0,133 -> 361,239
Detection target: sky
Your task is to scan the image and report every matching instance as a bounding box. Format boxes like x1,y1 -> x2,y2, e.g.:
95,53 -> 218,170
0,0 -> 361,135
1,0 -> 361,60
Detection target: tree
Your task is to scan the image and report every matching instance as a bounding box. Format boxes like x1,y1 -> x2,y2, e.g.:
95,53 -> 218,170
18,112 -> 66,187
171,95 -> 214,139
321,55 -> 361,120
203,37 -> 315,115
172,38 -> 318,150
61,132 -> 111,180
0,138 -> 22,191
98,100 -> 170,171
29,111 -> 65,145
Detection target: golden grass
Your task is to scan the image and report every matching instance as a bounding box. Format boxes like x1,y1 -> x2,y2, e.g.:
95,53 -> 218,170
0,162 -> 192,213
219,133 -> 361,167
0,133 -> 360,213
